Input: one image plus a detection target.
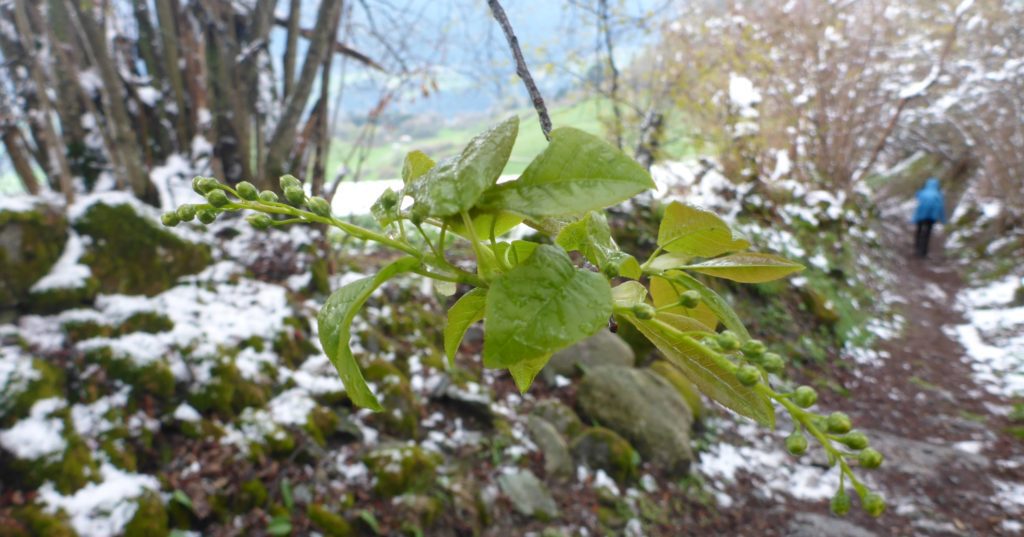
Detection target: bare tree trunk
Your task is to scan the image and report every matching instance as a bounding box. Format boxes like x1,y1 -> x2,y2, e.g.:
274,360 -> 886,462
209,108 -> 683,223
598,0 -> 623,149
14,0 -> 75,203
63,0 -> 156,203
1,126 -> 41,195
264,0 -> 344,181
282,0 -> 301,101
154,0 -> 190,149
312,5 -> 343,197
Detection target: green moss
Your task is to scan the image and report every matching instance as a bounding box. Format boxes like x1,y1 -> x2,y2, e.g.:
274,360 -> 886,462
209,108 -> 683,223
1,359 -> 65,428
116,311 -> 174,335
363,360 -> 420,439
364,445 -> 441,498
273,317 -> 317,368
188,360 -> 269,417
265,428 -> 297,457
132,362 -> 176,402
61,319 -> 112,343
55,432 -> 100,494
0,205 -> 67,309
101,438 -> 138,472
305,406 -> 340,446
123,493 -> 169,537
530,399 -> 583,439
237,479 -> 268,510
27,278 -> 100,314
570,427 -> 638,484
0,505 -> 75,537
73,202 -> 210,296
308,504 -> 353,537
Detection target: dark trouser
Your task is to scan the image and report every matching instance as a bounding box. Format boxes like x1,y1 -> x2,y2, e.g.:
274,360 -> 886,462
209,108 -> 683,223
915,219 -> 935,257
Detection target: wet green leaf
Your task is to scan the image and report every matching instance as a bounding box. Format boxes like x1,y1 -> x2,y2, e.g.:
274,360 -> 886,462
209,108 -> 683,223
625,315 -> 774,427
444,288 -> 487,367
650,274 -> 718,330
681,252 -> 805,283
406,116 -> 518,217
611,281 -> 648,308
556,211 -> 641,279
446,209 -> 523,241
662,271 -> 750,340
484,245 -> 612,368
477,127 -> 655,217
657,202 -> 750,257
318,257 -> 421,410
508,353 -> 552,393
402,150 -> 435,185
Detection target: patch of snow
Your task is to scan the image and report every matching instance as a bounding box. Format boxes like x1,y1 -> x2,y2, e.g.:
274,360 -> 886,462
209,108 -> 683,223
947,275 -> 1024,397
173,403 -> 201,423
267,388 -> 316,426
38,463 -> 160,537
0,397 -> 67,460
330,179 -> 404,216
30,232 -> 92,292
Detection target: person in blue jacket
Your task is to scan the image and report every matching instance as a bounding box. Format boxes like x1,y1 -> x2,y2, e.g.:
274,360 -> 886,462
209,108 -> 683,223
912,177 -> 946,258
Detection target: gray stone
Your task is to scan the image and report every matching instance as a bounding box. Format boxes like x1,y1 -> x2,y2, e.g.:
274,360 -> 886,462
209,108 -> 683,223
865,430 -> 989,479
497,469 -> 559,520
570,426 -> 637,484
0,202 -> 67,310
577,366 -> 693,474
787,512 -> 878,537
530,399 -> 583,439
525,415 -> 572,479
542,329 -> 634,383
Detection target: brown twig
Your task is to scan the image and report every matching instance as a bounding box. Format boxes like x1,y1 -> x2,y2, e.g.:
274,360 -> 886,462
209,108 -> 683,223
486,0 -> 553,140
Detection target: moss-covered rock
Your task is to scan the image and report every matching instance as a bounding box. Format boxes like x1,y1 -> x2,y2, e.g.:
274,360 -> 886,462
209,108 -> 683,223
648,361 -> 704,421
304,405 -> 341,447
363,360 -> 420,439
529,399 -> 583,439
570,427 -> 638,484
308,504 -> 353,537
187,359 -> 269,417
364,445 -> 441,497
0,358 -> 65,428
542,329 -> 635,383
525,415 -> 572,480
73,200 -> 210,296
116,311 -> 174,335
27,278 -> 100,314
55,432 -> 100,494
0,505 -> 75,537
577,366 -> 694,475
61,318 -> 112,343
123,492 -> 169,537
0,202 -> 67,310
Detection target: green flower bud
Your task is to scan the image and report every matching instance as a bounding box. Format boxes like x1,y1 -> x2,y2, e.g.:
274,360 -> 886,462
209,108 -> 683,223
703,338 -> 723,352
601,263 -> 620,279
280,174 -> 302,191
191,176 -> 205,194
259,190 -> 279,203
193,176 -> 218,194
632,303 -> 657,320
206,189 -> 230,208
861,492 -> 886,517
830,489 -> 851,516
161,212 -> 180,227
410,204 -> 428,226
792,386 -> 818,408
308,196 -> 332,217
679,290 -> 701,308
176,204 -> 196,222
284,186 -> 306,206
826,412 -> 853,434
716,331 -> 740,351
741,339 -> 766,358
858,448 -> 883,469
785,430 -> 808,456
246,213 -> 273,230
379,189 -> 399,209
236,181 -> 258,201
841,431 -> 869,450
762,352 -> 785,374
736,364 -> 760,386
196,208 -> 217,225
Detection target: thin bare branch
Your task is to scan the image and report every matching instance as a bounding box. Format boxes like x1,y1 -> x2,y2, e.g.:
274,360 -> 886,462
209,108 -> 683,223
486,0 -> 552,140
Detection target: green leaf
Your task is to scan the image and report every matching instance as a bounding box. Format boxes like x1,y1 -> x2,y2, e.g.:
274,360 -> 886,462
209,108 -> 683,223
370,187 -> 400,227
663,271 -> 750,340
681,252 -> 804,283
484,245 -> 613,368
611,281 -> 648,308
657,312 -> 716,335
281,478 -> 294,510
556,211 -> 641,279
657,202 -> 750,257
358,510 -> 382,534
446,209 -> 523,241
402,150 -> 435,185
625,315 -> 774,426
444,288 -> 487,367
406,116 -> 518,217
477,127 -> 656,218
267,515 -> 292,536
649,274 -> 718,330
508,353 -> 552,393
171,490 -> 193,511
317,257 -> 421,410
493,240 -> 539,267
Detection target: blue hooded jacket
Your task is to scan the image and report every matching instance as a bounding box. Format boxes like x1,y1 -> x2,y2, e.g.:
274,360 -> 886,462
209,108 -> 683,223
913,178 -> 946,224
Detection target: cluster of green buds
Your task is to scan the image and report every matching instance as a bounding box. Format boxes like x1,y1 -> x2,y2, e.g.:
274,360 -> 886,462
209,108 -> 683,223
697,330 -> 886,517
160,175 -> 335,231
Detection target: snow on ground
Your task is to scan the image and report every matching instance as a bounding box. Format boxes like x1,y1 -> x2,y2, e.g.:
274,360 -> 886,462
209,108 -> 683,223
946,274 -> 1024,397
38,463 -> 160,537
30,232 -> 91,292
0,397 -> 67,461
696,418 -> 855,508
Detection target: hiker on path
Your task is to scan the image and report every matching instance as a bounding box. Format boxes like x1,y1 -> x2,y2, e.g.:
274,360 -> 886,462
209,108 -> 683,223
912,177 -> 946,258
